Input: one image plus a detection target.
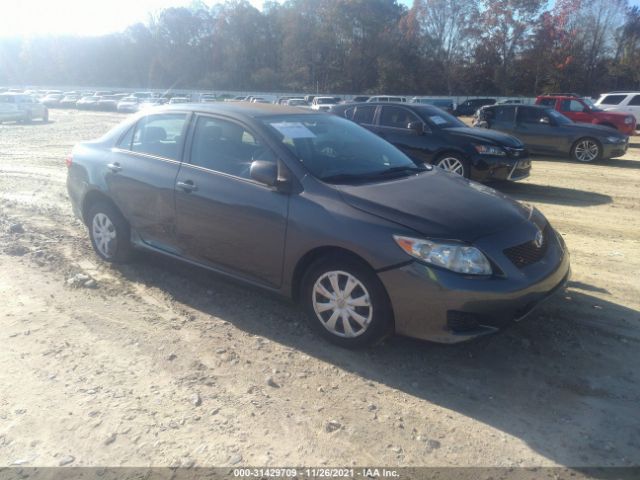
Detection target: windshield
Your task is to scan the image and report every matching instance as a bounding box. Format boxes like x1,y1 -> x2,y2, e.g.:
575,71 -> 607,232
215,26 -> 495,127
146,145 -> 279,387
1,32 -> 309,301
420,109 -> 466,129
260,114 -> 424,184
582,98 -> 602,111
546,109 -> 573,125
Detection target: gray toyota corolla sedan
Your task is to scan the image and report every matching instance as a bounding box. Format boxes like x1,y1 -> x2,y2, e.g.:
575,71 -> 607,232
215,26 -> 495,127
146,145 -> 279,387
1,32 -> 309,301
67,103 -> 570,348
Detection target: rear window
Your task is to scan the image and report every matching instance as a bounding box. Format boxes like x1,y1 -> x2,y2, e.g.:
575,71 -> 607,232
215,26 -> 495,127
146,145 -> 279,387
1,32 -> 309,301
352,105 -> 376,124
600,95 -> 626,105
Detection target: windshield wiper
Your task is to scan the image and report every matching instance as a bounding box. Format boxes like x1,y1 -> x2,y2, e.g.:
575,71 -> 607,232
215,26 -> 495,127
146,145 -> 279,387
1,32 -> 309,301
321,166 -> 424,184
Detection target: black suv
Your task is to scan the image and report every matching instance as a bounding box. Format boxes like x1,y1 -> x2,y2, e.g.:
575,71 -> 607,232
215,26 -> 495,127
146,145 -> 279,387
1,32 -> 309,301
455,98 -> 496,116
330,102 -> 530,182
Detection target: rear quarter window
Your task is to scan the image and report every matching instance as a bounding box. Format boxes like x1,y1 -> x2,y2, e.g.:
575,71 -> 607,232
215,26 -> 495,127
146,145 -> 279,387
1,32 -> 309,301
600,95 -> 627,105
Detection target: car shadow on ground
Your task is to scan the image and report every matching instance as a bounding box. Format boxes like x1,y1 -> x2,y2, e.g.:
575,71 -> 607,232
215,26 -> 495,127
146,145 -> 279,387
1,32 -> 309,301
533,154 -> 640,170
491,182 -> 612,207
116,251 -> 640,468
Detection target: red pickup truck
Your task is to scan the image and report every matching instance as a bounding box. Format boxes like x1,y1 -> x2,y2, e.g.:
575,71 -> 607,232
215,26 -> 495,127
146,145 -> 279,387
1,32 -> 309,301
535,93 -> 636,135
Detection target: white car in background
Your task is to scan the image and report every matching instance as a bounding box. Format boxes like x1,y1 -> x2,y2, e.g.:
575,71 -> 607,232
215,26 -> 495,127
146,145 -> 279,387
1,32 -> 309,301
311,96 -> 340,111
0,93 -> 48,123
117,96 -> 141,113
595,92 -> 640,126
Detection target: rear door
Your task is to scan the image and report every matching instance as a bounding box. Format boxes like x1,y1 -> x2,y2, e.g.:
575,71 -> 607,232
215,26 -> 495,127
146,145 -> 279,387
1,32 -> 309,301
488,106 -> 517,134
626,95 -> 640,122
106,113 -> 188,251
173,114 -> 289,288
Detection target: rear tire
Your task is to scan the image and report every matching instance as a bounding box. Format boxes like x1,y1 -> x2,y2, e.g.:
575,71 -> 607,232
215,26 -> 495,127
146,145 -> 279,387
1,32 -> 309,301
300,254 -> 393,348
87,201 -> 133,263
571,138 -> 602,163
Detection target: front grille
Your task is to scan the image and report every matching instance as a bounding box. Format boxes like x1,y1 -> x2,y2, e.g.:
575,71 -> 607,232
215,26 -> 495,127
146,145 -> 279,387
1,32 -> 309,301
504,225 -> 550,268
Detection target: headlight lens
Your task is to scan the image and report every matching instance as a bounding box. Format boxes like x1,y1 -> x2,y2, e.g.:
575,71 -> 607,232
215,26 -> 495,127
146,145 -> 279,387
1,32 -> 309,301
473,144 -> 506,156
393,235 -> 492,275
606,135 -> 625,143
624,116 -> 633,125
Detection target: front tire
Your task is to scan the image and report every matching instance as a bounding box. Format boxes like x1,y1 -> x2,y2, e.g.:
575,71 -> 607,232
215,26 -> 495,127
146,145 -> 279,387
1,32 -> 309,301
571,138 -> 601,163
301,255 -> 393,348
435,153 -> 469,177
87,202 -> 133,263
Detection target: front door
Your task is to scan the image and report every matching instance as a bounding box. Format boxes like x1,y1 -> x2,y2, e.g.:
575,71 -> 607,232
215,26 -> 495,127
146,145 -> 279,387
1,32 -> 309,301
174,115 -> 289,288
375,105 -> 435,164
514,108 -> 565,154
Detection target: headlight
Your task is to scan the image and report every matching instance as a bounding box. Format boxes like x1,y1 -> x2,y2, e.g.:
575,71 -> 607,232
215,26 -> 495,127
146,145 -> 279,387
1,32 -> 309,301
393,235 -> 492,275
473,144 -> 506,156
624,116 -> 633,125
606,135 -> 625,143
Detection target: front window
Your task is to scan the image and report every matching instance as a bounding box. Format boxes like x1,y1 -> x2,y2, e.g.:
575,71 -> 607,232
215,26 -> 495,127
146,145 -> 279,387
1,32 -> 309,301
582,98 -> 601,111
260,114 -> 423,184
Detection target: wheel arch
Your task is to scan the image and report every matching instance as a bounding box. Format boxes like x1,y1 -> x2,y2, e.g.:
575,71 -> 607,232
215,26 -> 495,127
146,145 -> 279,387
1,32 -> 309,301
81,190 -> 122,226
291,246 -> 380,304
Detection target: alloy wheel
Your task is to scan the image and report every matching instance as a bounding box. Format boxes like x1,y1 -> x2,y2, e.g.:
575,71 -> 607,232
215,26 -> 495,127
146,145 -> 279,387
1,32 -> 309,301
436,157 -> 465,176
92,213 -> 117,258
574,140 -> 599,162
312,270 -> 372,338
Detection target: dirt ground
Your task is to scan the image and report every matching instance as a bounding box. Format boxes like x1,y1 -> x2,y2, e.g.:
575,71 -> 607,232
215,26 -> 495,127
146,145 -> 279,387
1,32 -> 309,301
0,110 -> 639,469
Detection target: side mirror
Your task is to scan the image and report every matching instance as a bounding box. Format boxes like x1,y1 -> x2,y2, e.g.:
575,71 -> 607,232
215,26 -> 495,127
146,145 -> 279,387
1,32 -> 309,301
250,161 -> 278,186
407,121 -> 425,134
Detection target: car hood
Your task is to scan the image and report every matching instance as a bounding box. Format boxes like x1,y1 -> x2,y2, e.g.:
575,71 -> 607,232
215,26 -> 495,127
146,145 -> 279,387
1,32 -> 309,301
564,122 -> 626,136
336,169 -> 532,242
444,127 -> 523,147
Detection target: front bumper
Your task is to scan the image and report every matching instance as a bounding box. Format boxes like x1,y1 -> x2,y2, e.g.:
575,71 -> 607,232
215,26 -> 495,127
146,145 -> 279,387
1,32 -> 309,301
602,139 -> 629,159
378,225 -> 570,343
470,152 -> 531,182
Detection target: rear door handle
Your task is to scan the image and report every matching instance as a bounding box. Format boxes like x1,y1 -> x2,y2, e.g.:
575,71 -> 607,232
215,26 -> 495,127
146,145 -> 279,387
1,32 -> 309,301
176,180 -> 197,192
107,162 -> 121,172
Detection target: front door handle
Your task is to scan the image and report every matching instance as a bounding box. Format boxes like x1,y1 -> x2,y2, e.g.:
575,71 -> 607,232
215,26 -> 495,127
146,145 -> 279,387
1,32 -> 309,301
176,180 -> 197,192
107,162 -> 121,172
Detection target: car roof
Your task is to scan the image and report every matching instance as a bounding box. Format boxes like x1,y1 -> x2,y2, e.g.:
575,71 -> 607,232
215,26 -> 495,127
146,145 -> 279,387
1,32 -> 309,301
153,102 -> 321,118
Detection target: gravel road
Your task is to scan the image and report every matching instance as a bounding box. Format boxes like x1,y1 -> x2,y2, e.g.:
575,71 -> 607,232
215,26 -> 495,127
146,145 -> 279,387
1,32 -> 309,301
0,110 -> 639,468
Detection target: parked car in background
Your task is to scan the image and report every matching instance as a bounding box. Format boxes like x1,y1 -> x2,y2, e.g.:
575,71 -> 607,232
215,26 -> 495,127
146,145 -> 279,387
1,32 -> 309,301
330,102 -> 530,181
474,104 -> 628,162
42,93 -> 64,108
454,98 -> 496,116
344,96 -> 371,103
60,95 -> 81,108
410,98 -> 456,114
496,99 -> 523,105
535,93 -> 636,135
168,97 -> 190,104
131,92 -> 153,100
77,96 -> 102,110
367,96 -> 407,103
66,103 -> 569,347
286,98 -> 309,107
594,92 -> 640,124
117,96 -> 141,113
201,94 -> 219,103
0,93 -> 48,123
311,96 -> 340,111
97,95 -> 124,111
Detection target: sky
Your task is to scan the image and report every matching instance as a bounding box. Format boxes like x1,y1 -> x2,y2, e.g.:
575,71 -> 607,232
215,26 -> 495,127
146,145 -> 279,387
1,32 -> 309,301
0,0 -> 413,38
0,0 -> 637,38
